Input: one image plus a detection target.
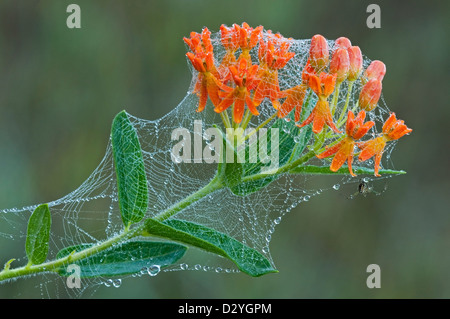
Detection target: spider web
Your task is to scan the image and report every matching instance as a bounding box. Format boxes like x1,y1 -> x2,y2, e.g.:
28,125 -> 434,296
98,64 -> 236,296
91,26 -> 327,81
0,28 -> 399,298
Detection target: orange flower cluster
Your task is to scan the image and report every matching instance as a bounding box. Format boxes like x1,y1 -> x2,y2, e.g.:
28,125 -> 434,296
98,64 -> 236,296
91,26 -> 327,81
184,24 -> 412,176
184,23 -> 295,123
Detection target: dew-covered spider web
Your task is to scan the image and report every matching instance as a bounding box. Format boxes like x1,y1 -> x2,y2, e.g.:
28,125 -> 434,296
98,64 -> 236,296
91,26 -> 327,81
0,28 -> 401,298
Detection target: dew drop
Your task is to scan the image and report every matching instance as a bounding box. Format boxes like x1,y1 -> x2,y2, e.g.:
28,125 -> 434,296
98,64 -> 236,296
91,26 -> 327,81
215,267 -> 223,273
180,263 -> 188,270
333,184 -> 341,190
304,195 -> 310,201
294,135 -> 301,143
147,265 -> 161,276
104,279 -> 113,287
274,217 -> 281,225
194,264 -> 202,271
112,279 -> 122,288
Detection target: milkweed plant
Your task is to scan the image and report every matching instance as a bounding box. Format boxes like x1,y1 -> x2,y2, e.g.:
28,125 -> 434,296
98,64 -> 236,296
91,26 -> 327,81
0,23 -> 411,288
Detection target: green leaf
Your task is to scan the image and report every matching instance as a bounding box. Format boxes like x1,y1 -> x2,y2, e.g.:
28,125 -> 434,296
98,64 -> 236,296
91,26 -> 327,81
56,241 -> 187,278
216,127 -> 244,188
289,165 -> 406,175
111,111 -> 148,227
144,218 -> 277,277
25,204 -> 51,265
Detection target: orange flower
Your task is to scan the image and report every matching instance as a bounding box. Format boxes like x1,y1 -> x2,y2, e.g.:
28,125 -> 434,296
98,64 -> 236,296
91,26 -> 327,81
362,60 -> 386,84
253,37 -> 295,109
235,22 -> 263,63
347,46 -> 363,81
317,110 -> 374,176
359,79 -> 382,111
183,27 -> 213,55
309,34 -> 329,73
215,58 -> 260,123
277,84 -> 308,122
329,48 -> 350,85
357,113 -> 412,176
184,28 -> 222,112
298,72 -> 341,134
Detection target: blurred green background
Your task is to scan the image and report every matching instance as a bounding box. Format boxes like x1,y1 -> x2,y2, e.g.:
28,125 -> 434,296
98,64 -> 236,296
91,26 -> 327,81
0,0 -> 449,298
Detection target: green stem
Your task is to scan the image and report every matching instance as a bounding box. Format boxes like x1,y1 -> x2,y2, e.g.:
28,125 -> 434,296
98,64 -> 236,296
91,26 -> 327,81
0,226 -> 138,282
153,175 -> 223,222
336,80 -> 354,126
240,110 -> 252,131
240,150 -> 316,183
220,110 -> 231,129
243,111 -> 278,142
330,83 -> 341,116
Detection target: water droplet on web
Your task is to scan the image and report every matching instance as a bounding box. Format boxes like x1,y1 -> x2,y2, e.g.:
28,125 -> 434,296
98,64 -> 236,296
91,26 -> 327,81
104,279 -> 113,287
112,279 -> 122,288
265,234 -> 271,242
274,217 -> 281,224
333,184 -> 341,190
147,265 -> 161,276
215,267 -> 222,273
194,264 -> 201,271
180,263 -> 188,270
294,135 -> 301,143
304,195 -> 310,201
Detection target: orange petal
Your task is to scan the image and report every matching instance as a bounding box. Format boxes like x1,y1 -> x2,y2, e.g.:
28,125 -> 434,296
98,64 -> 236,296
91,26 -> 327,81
245,94 -> 259,116
322,73 -> 337,97
316,140 -> 344,159
353,121 -> 375,140
330,147 -> 349,172
197,82 -> 208,112
298,107 -> 315,128
312,110 -> 326,134
233,97 -> 245,123
215,91 -> 235,113
358,137 -> 386,162
308,74 -> 321,96
382,112 -> 397,134
373,151 -> 383,177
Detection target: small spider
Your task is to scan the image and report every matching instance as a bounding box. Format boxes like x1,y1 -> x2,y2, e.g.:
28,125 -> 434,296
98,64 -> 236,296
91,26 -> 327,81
347,179 -> 387,199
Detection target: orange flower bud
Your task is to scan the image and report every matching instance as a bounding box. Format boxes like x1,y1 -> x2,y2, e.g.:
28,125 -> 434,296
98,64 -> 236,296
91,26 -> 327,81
359,79 -> 382,111
363,60 -> 386,83
309,34 -> 329,73
347,46 -> 363,81
335,37 -> 352,50
329,48 -> 350,84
